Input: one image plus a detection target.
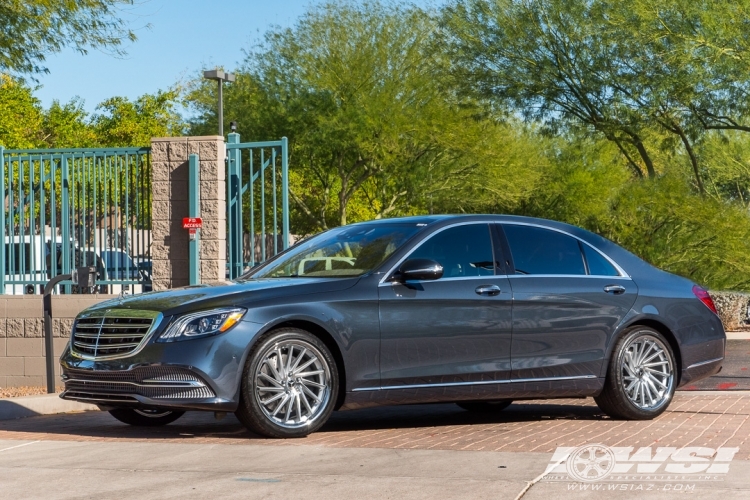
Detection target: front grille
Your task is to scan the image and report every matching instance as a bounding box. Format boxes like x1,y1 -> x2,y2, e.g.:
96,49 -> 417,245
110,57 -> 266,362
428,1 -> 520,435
72,313 -> 156,359
62,366 -> 216,400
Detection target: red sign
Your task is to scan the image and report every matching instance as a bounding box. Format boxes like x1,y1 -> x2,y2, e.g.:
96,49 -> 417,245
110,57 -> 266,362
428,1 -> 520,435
183,217 -> 202,229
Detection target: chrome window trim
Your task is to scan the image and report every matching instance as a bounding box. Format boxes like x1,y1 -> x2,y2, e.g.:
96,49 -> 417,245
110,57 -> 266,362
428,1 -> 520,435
506,274 -> 632,280
352,374 -> 598,392
378,221 -> 499,285
70,309 -> 164,361
378,220 -> 630,285
500,221 -> 630,277
378,274 -> 507,287
686,357 -> 724,370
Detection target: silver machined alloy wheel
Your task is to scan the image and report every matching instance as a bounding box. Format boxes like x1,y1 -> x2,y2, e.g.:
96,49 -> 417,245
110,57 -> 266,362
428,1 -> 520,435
595,326 -> 677,420
621,334 -> 674,411
254,338 -> 332,430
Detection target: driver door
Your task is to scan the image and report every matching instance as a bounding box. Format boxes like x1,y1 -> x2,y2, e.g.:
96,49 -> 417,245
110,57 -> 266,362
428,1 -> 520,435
378,223 -> 513,390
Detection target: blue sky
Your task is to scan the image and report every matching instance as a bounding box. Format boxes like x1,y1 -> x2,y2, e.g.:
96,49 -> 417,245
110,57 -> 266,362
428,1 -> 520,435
33,0 -> 439,115
34,0 -> 310,113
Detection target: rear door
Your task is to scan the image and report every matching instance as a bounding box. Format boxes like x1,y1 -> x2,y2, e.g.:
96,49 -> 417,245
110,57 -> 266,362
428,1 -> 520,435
498,223 -> 638,381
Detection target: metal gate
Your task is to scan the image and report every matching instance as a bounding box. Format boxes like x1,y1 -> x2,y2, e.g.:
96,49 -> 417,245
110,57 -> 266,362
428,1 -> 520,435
0,146 -> 152,294
225,134 -> 289,279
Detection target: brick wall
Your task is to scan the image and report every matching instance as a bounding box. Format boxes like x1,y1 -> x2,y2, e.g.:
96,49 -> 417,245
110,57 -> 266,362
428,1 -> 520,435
0,295 -> 116,388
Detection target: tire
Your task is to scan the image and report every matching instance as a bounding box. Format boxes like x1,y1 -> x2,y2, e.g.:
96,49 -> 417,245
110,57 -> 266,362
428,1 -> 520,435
235,328 -> 339,438
595,326 -> 676,420
456,400 -> 513,413
109,408 -> 185,426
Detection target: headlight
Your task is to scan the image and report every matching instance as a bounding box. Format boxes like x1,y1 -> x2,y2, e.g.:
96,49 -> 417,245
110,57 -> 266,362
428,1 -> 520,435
158,308 -> 246,342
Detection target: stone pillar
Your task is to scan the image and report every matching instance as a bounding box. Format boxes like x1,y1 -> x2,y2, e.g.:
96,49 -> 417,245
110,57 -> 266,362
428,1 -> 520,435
150,136 -> 226,290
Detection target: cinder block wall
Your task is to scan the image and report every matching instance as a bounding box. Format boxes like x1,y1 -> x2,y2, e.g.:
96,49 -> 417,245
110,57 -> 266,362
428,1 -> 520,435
0,295 -> 116,388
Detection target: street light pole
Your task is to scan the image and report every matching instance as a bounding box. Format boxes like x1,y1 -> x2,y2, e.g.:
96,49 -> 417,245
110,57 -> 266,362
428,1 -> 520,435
203,69 -> 236,136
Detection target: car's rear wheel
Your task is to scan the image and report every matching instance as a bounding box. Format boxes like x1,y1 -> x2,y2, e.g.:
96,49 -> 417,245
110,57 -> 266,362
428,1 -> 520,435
595,326 -> 676,420
456,400 -> 513,413
108,408 -> 185,426
236,328 -> 339,438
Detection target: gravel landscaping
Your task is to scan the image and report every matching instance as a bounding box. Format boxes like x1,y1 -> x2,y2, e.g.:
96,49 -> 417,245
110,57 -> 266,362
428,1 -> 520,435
0,387 -> 63,399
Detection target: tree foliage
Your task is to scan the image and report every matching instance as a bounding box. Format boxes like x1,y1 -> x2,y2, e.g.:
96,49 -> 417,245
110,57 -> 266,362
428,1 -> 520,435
0,0 -> 138,76
0,75 -> 180,149
188,1 -> 541,232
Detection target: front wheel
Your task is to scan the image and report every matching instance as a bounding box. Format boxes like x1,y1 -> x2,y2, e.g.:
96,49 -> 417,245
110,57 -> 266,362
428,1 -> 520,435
595,327 -> 676,420
109,408 -> 185,426
235,328 -> 339,438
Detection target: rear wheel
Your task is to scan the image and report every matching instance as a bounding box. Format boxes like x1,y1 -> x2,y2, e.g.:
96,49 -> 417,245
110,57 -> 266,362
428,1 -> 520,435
109,408 -> 185,426
236,328 -> 339,438
456,400 -> 513,413
595,326 -> 676,420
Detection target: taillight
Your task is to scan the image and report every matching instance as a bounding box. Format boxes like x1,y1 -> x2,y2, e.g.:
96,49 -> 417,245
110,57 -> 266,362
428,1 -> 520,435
692,285 -> 718,315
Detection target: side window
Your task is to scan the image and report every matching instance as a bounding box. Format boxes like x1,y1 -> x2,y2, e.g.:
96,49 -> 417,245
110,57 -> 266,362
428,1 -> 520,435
409,224 -> 495,277
582,244 -> 620,276
502,225 -> 585,275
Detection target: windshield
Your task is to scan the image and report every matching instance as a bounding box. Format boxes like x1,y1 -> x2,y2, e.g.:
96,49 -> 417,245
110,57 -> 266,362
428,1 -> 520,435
248,224 -> 422,279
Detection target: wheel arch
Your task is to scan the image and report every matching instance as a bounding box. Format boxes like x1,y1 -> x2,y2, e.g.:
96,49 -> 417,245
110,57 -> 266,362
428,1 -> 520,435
262,319 -> 348,410
616,318 -> 683,386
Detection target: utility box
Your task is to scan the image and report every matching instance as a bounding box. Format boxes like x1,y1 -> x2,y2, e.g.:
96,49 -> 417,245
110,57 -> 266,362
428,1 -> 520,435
72,266 -> 97,291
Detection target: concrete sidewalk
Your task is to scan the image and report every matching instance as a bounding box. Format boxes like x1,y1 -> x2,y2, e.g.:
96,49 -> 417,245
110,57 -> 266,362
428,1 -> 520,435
0,394 -> 96,421
0,438 -> 748,499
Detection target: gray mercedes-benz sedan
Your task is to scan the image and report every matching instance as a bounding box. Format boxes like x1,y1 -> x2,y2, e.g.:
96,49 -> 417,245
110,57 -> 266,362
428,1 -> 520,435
60,215 -> 725,438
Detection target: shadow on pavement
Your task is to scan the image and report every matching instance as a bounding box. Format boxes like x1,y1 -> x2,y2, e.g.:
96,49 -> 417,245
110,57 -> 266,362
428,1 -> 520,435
0,400 -> 606,442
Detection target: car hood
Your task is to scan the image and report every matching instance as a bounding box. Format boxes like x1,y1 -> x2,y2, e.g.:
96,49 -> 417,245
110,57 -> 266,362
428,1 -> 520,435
82,278 -> 360,316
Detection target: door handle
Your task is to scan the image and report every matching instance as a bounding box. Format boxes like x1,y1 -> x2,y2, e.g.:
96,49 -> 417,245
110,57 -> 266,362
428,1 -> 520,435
475,285 -> 502,296
604,285 -> 626,295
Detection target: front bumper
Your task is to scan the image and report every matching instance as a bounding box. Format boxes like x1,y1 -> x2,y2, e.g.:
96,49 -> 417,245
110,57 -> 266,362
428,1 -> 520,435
59,319 -> 263,412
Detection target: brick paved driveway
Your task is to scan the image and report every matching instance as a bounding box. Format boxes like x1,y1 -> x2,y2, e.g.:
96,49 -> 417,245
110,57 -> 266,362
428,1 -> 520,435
1,392 -> 748,458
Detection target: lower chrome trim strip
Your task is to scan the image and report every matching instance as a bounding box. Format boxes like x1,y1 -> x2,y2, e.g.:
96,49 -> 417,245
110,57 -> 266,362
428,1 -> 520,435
352,374 -> 597,392
686,357 -> 724,370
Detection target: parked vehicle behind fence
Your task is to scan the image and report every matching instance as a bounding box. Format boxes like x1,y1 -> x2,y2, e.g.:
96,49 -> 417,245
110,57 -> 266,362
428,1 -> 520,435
3,235 -> 146,295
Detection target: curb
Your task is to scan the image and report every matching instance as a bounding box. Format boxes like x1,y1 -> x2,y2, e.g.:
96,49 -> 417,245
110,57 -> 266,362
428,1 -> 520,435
727,331 -> 750,340
0,394 -> 98,421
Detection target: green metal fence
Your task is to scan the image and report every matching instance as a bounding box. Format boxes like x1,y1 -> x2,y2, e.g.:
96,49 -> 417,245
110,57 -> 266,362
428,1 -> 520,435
226,134 -> 289,279
0,146 -> 152,294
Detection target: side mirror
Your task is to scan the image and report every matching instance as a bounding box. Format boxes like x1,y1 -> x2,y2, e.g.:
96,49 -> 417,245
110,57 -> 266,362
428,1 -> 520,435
393,259 -> 443,282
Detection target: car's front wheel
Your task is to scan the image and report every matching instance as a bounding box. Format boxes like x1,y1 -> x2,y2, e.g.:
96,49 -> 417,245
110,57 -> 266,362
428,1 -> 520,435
109,408 -> 185,426
595,326 -> 676,420
236,328 -> 339,438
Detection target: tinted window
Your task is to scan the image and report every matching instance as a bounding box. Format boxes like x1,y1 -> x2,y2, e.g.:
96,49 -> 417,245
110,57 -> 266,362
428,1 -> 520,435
408,224 -> 495,278
582,244 -> 620,276
502,225 -> 585,275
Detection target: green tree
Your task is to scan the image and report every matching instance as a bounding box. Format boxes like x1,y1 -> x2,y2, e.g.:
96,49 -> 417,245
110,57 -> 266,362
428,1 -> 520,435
438,0 -> 750,194
0,74 -> 43,148
0,0 -> 138,76
93,89 -> 183,147
41,98 -> 97,148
